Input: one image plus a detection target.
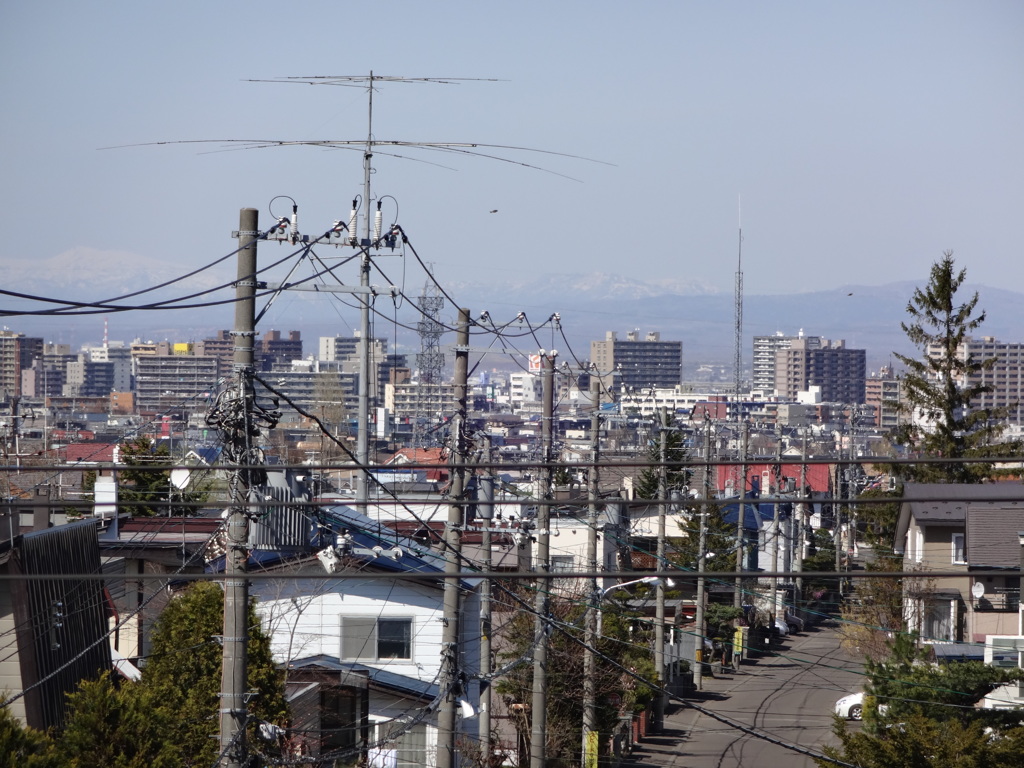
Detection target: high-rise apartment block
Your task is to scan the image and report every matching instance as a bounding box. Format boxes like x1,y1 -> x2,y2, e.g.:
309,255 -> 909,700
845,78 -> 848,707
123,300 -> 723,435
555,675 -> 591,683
0,330 -> 43,400
774,338 -> 866,403
590,330 -> 682,392
937,336 -> 1024,423
752,332 -> 823,395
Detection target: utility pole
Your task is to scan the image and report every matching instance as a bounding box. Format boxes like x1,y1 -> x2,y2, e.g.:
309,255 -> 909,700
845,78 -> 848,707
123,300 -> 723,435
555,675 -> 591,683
219,207 -> 258,768
478,436 -> 495,764
653,407 -> 669,731
770,425 -> 783,622
582,375 -> 601,768
438,308 -> 470,768
354,97 -> 374,513
530,350 -> 556,768
694,423 -> 711,691
795,426 -> 809,611
734,420 -> 748,609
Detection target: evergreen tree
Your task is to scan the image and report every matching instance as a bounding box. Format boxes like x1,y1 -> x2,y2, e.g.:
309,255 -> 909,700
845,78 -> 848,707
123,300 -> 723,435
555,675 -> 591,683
0,705 -> 57,768
141,582 -> 287,767
891,252 -> 1016,482
118,437 -> 208,516
633,414 -> 690,500
54,673 -> 177,768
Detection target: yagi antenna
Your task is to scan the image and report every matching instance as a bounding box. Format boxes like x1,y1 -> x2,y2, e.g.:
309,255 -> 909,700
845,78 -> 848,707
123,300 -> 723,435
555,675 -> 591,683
102,72 -> 612,183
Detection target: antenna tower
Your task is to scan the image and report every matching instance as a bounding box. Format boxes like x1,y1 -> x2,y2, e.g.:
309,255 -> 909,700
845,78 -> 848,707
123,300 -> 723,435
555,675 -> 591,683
414,278 -> 446,448
733,199 -> 744,398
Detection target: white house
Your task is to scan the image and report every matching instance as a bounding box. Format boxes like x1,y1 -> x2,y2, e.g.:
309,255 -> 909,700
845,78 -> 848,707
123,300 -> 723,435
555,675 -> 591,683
253,503 -> 482,767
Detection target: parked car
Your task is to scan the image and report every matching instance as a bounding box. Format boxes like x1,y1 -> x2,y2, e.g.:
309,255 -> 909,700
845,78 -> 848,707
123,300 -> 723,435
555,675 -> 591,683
835,691 -> 865,720
784,610 -> 804,634
835,691 -> 888,720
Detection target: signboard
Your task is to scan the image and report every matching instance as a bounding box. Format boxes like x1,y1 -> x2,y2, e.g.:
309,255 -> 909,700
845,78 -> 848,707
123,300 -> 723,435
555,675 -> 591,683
528,354 -> 542,372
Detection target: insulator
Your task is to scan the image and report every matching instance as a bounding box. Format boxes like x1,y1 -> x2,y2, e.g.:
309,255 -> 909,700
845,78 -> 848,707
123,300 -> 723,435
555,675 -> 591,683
348,202 -> 358,244
374,206 -> 383,241
290,206 -> 298,242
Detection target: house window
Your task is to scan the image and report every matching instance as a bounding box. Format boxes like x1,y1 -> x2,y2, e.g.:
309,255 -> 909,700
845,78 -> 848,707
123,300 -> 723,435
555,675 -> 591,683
340,617 -> 412,661
952,533 -> 966,564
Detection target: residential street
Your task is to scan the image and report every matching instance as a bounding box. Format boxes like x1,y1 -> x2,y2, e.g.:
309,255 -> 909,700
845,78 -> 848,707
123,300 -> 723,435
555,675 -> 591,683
622,620 -> 865,767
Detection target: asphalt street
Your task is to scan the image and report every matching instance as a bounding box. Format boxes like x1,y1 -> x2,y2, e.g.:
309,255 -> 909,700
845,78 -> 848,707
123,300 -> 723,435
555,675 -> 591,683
621,620 -> 865,768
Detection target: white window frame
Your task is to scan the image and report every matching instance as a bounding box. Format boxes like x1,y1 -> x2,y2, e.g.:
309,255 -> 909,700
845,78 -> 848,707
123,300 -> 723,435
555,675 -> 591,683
952,532 -> 966,565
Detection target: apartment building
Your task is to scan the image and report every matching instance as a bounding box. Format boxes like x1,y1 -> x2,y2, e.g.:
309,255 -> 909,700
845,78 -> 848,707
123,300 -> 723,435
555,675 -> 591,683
751,332 -> 823,396
774,338 -> 866,403
864,366 -> 902,429
134,355 -> 219,413
590,330 -> 682,392
936,336 -> 1024,423
0,330 -> 43,399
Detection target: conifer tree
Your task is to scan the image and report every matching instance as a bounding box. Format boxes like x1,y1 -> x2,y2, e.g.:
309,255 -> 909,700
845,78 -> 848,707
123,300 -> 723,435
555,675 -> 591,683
891,252 -> 1015,482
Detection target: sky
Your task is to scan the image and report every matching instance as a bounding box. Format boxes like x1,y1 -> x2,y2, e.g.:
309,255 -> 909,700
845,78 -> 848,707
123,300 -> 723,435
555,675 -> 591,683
1,1 -> 1022,350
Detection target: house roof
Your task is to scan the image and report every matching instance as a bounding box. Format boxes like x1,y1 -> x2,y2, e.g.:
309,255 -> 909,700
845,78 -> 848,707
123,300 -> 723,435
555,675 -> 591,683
100,516 -> 224,552
894,482 -> 1024,552
61,442 -> 117,464
288,655 -> 439,701
716,462 -> 832,495
966,505 -> 1024,568
720,500 -> 775,531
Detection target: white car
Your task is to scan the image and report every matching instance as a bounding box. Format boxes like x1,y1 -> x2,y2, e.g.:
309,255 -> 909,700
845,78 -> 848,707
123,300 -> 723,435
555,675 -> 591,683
835,691 -> 866,720
835,691 -> 887,720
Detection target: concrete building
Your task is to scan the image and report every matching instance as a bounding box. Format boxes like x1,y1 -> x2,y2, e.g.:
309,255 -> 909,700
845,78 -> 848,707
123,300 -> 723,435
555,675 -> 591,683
64,355 -> 115,398
590,330 -> 682,392
0,331 -> 43,400
939,336 -> 1024,424
134,354 -> 219,413
751,332 -> 823,396
259,330 -> 303,371
774,338 -> 866,404
864,366 -> 902,429
83,343 -> 132,393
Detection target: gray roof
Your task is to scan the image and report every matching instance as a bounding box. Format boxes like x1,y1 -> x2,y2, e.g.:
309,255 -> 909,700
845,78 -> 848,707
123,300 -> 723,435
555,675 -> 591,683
288,655 -> 438,700
895,483 -> 1024,548
966,505 -> 1024,568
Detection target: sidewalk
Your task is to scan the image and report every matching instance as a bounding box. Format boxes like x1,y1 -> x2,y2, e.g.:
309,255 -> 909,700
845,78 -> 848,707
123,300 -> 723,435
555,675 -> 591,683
615,662 -> 751,767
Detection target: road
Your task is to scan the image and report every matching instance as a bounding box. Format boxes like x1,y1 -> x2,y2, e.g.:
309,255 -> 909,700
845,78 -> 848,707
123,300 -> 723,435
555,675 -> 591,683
623,620 -> 865,768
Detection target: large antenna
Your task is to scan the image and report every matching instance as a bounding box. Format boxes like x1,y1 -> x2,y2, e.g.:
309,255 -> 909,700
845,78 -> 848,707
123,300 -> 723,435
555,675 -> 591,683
106,73 -> 609,181
733,196 -> 744,399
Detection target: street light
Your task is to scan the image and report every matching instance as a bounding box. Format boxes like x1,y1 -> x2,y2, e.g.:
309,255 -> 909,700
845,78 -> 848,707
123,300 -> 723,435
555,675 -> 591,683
584,575 -> 675,768
595,576 -> 675,638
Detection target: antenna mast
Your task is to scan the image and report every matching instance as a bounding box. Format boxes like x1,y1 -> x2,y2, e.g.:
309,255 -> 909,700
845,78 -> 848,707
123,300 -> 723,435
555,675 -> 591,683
733,197 -> 743,399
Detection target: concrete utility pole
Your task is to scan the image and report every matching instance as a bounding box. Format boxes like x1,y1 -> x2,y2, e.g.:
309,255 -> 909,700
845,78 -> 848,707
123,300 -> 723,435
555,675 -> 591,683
795,426 -> 809,610
771,426 -> 783,621
220,207 -> 258,768
694,422 -> 711,691
478,438 -> 495,763
582,375 -> 601,768
530,350 -> 556,768
437,308 -> 470,768
734,420 -> 748,609
653,407 -> 669,731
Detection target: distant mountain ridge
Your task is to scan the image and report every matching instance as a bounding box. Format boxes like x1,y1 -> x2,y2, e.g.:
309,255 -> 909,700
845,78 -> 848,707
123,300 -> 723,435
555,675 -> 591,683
5,252 -> 1022,373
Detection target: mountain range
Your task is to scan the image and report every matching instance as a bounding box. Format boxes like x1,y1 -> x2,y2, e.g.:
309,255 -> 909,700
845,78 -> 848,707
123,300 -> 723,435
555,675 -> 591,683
5,251 -> 1022,376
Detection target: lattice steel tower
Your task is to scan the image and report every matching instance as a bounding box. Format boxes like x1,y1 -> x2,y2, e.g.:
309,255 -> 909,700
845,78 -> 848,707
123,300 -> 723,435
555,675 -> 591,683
414,280 -> 446,447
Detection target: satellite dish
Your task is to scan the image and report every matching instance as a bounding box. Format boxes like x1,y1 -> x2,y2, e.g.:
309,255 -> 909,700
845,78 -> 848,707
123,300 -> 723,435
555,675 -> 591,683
972,582 -> 985,599
170,468 -> 192,490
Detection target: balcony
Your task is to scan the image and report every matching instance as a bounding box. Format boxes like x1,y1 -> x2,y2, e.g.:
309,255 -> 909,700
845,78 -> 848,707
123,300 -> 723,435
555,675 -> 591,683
972,588 -> 1020,613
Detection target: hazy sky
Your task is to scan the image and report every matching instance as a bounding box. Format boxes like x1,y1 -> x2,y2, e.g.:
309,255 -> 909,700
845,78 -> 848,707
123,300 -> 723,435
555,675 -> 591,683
2,2 -> 1022,338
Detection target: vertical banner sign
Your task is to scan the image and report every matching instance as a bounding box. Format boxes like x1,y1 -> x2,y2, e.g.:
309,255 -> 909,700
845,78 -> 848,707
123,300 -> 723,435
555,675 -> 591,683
584,730 -> 599,768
